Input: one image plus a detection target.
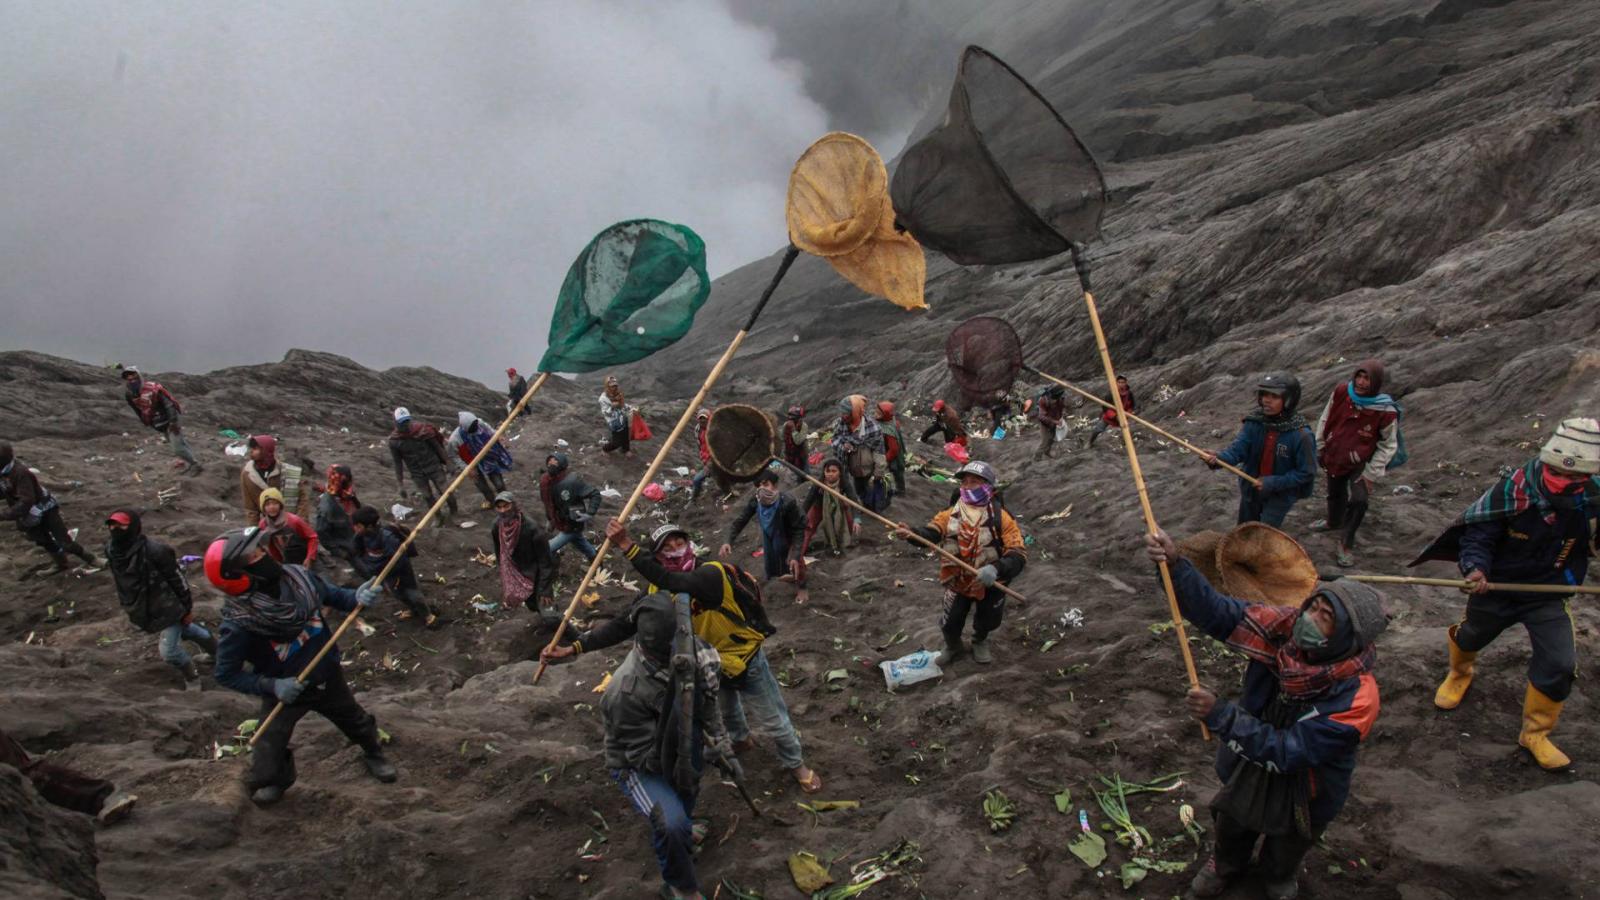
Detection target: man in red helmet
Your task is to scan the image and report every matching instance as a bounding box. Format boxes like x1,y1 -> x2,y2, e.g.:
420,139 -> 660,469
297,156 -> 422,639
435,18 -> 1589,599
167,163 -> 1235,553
507,367 -> 529,418
206,527 -> 395,805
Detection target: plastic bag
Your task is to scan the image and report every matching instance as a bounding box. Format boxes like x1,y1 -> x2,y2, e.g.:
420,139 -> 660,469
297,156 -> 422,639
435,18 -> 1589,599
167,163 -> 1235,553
944,441 -> 971,465
880,649 -> 943,689
390,503 -> 413,520
642,483 -> 667,502
993,425 -> 1007,441
224,441 -> 249,458
1055,421 -> 1068,442
630,411 -> 653,441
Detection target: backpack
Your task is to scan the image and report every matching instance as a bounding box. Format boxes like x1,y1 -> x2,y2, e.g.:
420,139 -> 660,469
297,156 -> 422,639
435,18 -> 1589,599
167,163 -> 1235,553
706,561 -> 776,637
847,443 -> 876,478
385,523 -> 421,558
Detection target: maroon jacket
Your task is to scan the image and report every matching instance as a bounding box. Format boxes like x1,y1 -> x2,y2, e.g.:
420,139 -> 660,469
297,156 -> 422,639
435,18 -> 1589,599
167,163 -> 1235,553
1316,360 -> 1399,479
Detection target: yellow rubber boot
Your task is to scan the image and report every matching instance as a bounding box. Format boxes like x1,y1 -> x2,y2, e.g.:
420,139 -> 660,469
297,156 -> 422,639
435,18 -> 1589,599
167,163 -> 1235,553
1432,625 -> 1476,710
1519,683 -> 1572,770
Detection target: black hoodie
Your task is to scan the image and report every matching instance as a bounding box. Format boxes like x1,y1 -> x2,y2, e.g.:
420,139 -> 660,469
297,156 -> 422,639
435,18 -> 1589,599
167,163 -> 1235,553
105,510 -> 192,633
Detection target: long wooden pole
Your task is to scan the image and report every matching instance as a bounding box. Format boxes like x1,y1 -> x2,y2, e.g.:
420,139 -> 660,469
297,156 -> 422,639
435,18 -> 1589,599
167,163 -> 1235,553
1345,574 -> 1600,596
1070,248 -> 1207,740
535,245 -> 802,684
776,459 -> 1030,607
1022,365 -> 1262,487
251,372 -> 551,746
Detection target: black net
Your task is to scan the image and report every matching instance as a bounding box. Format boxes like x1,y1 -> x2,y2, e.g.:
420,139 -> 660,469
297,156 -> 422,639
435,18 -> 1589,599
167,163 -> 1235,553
946,316 -> 1024,402
890,46 -> 1106,265
706,404 -> 777,483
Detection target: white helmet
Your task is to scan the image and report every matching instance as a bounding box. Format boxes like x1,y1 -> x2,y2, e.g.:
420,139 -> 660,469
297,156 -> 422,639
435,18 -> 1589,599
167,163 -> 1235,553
1540,417 -> 1600,474
393,406 -> 411,423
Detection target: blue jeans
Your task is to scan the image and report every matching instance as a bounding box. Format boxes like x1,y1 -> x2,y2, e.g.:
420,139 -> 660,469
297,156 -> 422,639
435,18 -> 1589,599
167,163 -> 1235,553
1236,487 -> 1297,527
719,648 -> 804,770
547,530 -> 597,561
613,769 -> 698,894
159,621 -> 212,669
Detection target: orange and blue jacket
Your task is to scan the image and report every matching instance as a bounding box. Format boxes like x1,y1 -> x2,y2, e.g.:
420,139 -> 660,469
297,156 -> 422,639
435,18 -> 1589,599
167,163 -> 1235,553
1171,558 -> 1379,830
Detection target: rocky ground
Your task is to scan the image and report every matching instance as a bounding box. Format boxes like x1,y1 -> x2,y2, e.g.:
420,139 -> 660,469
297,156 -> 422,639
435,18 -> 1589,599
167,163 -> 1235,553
6,0 -> 1600,897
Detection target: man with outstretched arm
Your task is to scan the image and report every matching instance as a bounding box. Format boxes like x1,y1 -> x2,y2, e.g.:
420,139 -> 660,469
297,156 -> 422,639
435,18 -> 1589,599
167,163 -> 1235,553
206,527 -> 397,806
1146,528 -> 1386,900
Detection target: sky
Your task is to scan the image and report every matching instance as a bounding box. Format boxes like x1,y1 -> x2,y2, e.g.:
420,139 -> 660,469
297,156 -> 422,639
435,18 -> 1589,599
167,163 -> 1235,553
1,1 -> 961,384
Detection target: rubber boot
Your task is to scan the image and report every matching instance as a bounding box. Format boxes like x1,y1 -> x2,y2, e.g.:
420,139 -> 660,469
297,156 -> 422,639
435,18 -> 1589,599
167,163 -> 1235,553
970,638 -> 993,664
936,634 -> 965,667
364,751 -> 399,783
1519,683 -> 1571,770
1432,624 -> 1476,710
181,660 -> 203,692
1263,877 -> 1300,900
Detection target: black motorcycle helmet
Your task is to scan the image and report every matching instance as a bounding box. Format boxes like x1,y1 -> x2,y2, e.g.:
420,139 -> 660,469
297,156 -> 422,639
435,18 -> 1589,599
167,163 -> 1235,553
546,451 -> 570,472
1256,372 -> 1302,416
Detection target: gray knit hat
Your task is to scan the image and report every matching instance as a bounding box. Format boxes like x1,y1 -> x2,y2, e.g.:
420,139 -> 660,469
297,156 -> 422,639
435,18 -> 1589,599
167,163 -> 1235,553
1318,579 -> 1389,648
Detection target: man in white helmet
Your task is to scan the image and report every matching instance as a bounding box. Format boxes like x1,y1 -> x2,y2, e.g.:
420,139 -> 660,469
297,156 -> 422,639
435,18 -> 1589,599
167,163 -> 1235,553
1413,416 -> 1600,769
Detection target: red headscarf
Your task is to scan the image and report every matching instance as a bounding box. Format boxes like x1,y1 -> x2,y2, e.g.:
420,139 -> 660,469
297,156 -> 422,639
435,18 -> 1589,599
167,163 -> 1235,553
325,464 -> 359,515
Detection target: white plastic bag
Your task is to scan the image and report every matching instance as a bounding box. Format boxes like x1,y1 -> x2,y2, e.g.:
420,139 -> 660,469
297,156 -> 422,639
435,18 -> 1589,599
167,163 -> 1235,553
224,440 -> 249,458
880,650 -> 943,689
1055,421 -> 1068,442
390,503 -> 413,520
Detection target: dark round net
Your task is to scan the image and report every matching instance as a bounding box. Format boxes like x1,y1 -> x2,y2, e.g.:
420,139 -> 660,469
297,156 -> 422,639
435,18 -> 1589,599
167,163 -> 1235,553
946,316 -> 1024,402
891,46 -> 1106,266
705,404 -> 777,483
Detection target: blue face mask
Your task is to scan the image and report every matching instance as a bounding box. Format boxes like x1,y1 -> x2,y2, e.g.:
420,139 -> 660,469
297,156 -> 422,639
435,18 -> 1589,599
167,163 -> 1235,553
959,484 -> 993,506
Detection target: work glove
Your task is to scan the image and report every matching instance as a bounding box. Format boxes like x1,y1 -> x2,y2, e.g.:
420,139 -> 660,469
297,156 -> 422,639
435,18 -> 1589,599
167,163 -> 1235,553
355,579 -> 383,607
270,678 -> 306,704
569,510 -> 591,523
976,564 -> 999,587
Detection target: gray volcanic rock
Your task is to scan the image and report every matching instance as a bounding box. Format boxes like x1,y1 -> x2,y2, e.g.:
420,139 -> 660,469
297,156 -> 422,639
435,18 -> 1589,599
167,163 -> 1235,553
0,764 -> 102,900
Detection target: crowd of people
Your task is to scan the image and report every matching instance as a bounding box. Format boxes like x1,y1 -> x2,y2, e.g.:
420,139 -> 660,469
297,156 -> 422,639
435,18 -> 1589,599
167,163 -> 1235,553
2,358 -> 1592,900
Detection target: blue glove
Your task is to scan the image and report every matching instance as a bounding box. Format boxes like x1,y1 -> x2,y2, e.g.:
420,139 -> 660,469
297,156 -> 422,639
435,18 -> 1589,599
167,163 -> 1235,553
271,678 -> 306,704
976,564 -> 999,587
355,579 -> 383,607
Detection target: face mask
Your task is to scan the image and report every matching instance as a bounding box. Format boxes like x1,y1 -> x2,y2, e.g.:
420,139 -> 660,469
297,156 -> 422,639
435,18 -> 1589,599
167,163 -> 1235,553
756,487 -> 778,505
125,378 -> 142,393
1292,612 -> 1328,652
244,555 -> 284,594
960,484 -> 993,506
546,463 -> 563,476
1542,467 -> 1587,495
659,545 -> 696,572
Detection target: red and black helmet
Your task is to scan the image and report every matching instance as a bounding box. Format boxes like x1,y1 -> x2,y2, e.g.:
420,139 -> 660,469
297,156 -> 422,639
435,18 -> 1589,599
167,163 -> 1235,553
204,527 -> 267,595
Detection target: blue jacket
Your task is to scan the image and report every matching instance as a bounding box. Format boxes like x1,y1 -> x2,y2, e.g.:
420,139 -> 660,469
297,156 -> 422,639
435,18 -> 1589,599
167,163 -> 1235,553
1217,419 -> 1317,499
213,569 -> 360,697
355,525 -> 419,591
1171,559 -> 1378,830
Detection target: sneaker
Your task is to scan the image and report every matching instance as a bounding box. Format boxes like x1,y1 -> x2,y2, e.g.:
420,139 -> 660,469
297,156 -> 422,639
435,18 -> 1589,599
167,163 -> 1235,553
1264,877 -> 1300,900
1187,857 -> 1230,898
1308,519 -> 1334,532
424,613 -> 440,628
971,639 -> 993,664
97,792 -> 138,825
479,500 -> 493,510
363,752 -> 398,783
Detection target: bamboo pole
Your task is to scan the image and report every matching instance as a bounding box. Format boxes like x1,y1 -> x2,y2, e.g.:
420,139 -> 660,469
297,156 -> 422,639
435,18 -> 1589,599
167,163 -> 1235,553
1021,365 -> 1262,487
776,459 -> 1030,607
535,246 -> 802,684
250,372 -> 551,746
1345,574 -> 1600,596
1070,248 -> 1208,741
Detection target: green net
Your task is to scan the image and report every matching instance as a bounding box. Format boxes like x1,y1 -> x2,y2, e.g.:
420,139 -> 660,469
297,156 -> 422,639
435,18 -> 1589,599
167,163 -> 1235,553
538,220 -> 712,374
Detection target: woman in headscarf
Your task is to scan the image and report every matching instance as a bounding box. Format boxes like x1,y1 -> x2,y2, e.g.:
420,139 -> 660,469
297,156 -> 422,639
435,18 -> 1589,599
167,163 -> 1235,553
1312,360 -> 1404,567
830,394 -> 884,502
599,376 -> 634,455
240,434 -> 312,519
493,491 -> 558,624
315,464 -> 361,567
802,458 -> 860,556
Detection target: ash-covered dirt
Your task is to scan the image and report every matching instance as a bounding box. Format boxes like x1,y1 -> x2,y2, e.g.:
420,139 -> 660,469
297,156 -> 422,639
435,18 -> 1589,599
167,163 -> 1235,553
6,0 -> 1600,897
